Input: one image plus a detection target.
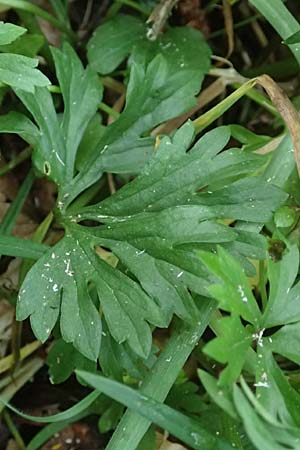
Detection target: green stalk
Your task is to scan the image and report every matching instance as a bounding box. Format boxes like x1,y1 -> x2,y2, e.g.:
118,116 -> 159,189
209,14 -> 261,38
231,83 -> 279,117
99,102 -> 120,119
0,170 -> 34,236
193,78 -> 257,133
249,0 -> 300,65
106,299 -> 215,450
3,409 -> 26,450
0,0 -> 75,40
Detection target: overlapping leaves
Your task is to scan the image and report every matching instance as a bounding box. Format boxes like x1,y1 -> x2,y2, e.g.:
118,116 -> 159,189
17,120 -> 287,361
1,28 -> 212,208
0,22 -> 49,91
199,244 -> 300,386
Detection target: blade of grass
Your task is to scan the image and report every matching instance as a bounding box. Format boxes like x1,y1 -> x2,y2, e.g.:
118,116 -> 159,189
27,411 -> 90,450
3,410 -> 26,450
0,170 -> 34,236
0,235 -> 48,259
1,390 -> 100,422
77,370 -> 234,450
249,0 -> 300,65
105,299 -> 216,450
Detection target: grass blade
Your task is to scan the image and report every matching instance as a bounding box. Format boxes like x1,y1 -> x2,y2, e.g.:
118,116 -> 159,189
77,370 -> 233,450
0,235 -> 48,259
105,300 -> 215,450
249,0 -> 300,65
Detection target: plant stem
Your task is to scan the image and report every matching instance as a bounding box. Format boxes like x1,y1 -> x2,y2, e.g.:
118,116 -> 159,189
101,77 -> 125,94
99,102 -> 120,119
3,409 -> 26,450
193,78 -> 257,133
0,170 -> 34,236
249,0 -> 300,65
209,14 -> 261,39
0,147 -> 32,177
0,0 -> 76,40
106,299 -> 216,450
0,341 -> 41,375
231,83 -> 279,117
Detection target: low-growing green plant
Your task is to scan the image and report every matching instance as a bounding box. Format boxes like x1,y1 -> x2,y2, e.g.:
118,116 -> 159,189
1,1 -> 300,450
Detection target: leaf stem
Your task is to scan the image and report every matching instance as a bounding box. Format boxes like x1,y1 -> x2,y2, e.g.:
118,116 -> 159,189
106,299 -> 215,450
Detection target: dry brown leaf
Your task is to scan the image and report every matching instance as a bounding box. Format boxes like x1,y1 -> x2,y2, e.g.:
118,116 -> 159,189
257,74 -> 300,175
222,0 -> 234,59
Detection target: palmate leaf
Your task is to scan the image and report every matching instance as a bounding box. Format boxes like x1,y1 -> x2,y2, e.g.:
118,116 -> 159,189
17,122 -> 287,361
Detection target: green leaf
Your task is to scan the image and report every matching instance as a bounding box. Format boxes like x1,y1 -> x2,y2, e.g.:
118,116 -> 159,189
16,233 -> 102,361
87,14 -> 145,74
17,123 -> 287,361
198,370 -> 238,419
262,245 -> 300,327
274,205 -> 297,228
16,226 -> 168,360
50,43 -> 103,181
0,235 -> 48,259
266,322 -> 300,366
203,315 -> 253,385
76,370 -> 234,450
15,42 -> 102,187
0,111 -> 39,145
255,347 -> 300,426
0,33 -> 45,57
62,32 -> 212,203
0,53 -> 49,91
47,339 -> 96,384
1,390 -> 100,423
199,246 -> 261,326
233,384 -> 300,450
0,21 -> 26,45
130,26 -> 211,84
98,401 -> 124,433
